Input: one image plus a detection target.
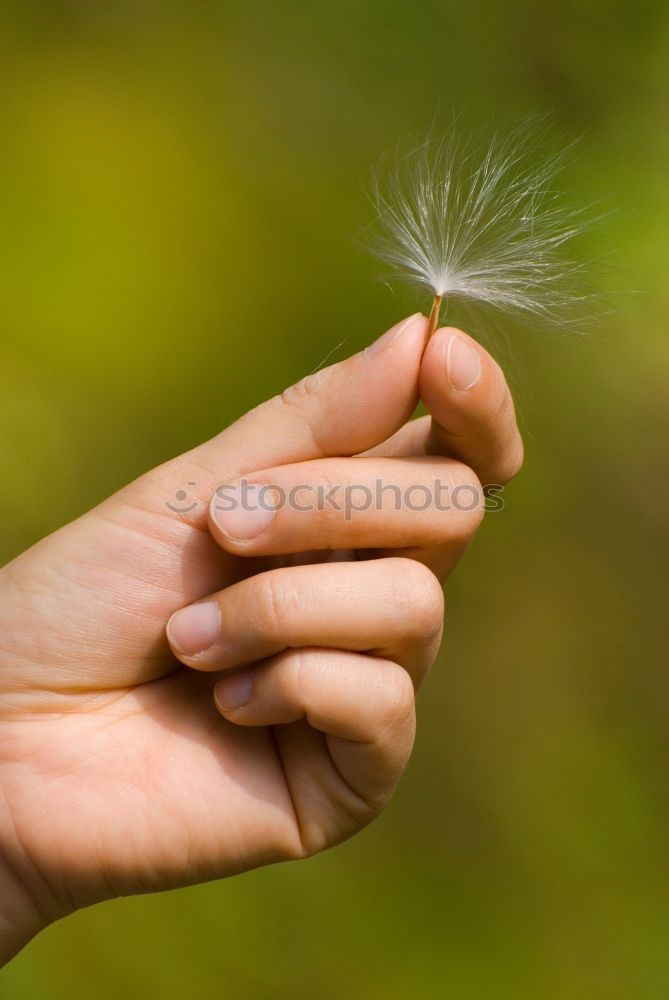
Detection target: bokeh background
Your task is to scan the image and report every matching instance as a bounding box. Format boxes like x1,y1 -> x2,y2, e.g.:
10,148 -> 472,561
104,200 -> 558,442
1,1 -> 668,997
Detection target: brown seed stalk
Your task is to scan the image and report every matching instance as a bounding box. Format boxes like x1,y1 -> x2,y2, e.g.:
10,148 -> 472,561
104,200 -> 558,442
426,293 -> 443,339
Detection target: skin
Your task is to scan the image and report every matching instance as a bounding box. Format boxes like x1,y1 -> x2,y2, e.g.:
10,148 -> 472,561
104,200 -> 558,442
0,314 -> 523,964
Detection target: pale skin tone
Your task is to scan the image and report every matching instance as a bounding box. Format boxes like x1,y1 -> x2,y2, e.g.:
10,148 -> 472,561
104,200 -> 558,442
0,314 -> 523,964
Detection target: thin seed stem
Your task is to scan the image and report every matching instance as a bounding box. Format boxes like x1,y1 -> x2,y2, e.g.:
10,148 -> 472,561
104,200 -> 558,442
426,294 -> 443,338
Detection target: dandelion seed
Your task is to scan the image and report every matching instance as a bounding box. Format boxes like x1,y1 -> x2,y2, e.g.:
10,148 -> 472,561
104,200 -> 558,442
369,119 -> 595,337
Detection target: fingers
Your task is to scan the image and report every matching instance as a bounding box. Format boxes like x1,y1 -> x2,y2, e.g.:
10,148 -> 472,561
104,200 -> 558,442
207,455 -> 483,575
167,558 -> 444,685
135,314 -> 428,522
366,326 -> 524,487
421,327 -> 524,485
213,647 -> 416,814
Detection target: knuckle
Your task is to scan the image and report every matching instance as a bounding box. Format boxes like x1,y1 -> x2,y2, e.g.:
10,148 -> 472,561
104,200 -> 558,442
278,646 -> 308,694
308,458 -> 346,504
282,459 -> 345,548
495,439 -> 524,484
376,663 -> 416,732
312,469 -> 346,545
274,371 -> 329,455
388,559 -> 445,635
291,458 -> 365,547
447,463 -> 485,540
279,369 -> 328,411
251,571 -> 301,635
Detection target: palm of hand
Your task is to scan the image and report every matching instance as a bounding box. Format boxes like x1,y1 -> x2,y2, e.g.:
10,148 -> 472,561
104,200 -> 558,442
1,502 -> 367,917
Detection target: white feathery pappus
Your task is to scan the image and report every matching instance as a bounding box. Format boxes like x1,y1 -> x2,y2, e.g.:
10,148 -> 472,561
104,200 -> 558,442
368,119 -> 597,338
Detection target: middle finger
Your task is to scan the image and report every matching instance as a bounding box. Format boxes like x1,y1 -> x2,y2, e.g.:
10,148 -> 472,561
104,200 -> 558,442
208,456 -> 484,577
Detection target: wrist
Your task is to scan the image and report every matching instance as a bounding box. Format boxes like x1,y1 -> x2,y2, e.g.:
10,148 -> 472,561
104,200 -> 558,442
0,850 -> 49,966
0,792 -> 70,966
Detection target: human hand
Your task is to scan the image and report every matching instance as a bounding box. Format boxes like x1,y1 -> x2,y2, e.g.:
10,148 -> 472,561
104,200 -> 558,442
0,314 -> 522,962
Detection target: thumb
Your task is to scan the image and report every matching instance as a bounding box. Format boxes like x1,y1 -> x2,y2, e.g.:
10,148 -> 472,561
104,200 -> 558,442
128,313 -> 427,521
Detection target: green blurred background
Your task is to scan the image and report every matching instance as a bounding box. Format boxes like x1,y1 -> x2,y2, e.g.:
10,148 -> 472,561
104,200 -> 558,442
1,1 -> 667,997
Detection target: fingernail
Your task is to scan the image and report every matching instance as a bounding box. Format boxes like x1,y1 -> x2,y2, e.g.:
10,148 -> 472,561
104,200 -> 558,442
215,670 -> 253,712
211,483 -> 277,541
363,313 -> 423,358
446,333 -> 481,391
167,602 -> 220,656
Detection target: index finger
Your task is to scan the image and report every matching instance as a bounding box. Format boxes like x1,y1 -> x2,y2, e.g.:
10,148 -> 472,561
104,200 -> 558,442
129,313 -> 428,525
